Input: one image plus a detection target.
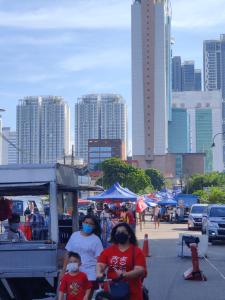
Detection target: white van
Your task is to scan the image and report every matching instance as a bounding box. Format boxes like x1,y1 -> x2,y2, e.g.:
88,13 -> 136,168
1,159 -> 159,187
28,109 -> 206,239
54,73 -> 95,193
188,204 -> 208,230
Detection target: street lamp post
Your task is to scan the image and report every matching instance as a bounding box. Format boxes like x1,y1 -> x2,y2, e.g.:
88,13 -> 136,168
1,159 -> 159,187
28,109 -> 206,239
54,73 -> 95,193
211,132 -> 225,148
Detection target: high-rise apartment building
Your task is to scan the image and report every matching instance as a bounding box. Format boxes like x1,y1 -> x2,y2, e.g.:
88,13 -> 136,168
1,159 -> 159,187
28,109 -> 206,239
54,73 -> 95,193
2,127 -> 17,165
75,94 -> 127,161
203,39 -> 221,92
17,96 -> 70,164
172,56 -> 182,92
132,0 -> 172,167
181,61 -> 195,91
40,97 -> 70,164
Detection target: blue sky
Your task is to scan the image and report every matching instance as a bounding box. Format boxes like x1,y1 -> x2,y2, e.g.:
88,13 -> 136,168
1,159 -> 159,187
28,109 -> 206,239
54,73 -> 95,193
1,0 -> 225,150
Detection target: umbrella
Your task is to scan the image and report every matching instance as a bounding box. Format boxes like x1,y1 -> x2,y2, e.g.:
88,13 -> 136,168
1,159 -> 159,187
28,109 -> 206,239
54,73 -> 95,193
158,199 -> 177,206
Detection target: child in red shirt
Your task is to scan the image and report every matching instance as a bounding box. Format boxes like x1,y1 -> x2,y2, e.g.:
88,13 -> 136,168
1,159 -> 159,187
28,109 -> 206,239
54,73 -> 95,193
59,252 -> 91,300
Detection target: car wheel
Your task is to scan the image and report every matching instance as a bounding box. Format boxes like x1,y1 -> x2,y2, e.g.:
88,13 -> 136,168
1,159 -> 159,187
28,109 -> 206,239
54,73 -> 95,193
208,237 -> 212,243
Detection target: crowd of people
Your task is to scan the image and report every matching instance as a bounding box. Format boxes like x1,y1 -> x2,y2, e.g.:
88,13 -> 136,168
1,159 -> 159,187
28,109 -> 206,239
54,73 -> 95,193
59,213 -> 147,300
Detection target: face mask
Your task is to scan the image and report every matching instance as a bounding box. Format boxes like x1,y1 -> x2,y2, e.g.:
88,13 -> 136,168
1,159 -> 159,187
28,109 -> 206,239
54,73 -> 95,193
82,223 -> 93,235
66,262 -> 79,273
10,223 -> 20,231
115,232 -> 129,244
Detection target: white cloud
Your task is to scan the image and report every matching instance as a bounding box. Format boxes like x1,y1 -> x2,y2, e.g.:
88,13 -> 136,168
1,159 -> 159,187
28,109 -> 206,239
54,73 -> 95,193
0,0 -> 131,30
0,33 -> 76,45
61,48 -> 130,72
172,0 -> 225,30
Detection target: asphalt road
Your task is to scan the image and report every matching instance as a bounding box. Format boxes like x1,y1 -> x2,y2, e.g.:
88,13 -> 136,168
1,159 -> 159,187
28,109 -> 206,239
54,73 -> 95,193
136,221 -> 225,300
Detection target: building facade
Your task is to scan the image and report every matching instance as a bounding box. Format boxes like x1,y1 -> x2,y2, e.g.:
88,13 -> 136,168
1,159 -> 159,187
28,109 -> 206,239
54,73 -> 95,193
2,127 -> 17,165
0,114 -> 2,165
75,94 -> 127,162
172,56 -> 182,92
203,39 -> 221,92
172,91 -> 223,172
194,69 -> 202,91
88,139 -> 126,170
132,0 -> 171,165
17,96 -> 70,164
181,61 -> 195,91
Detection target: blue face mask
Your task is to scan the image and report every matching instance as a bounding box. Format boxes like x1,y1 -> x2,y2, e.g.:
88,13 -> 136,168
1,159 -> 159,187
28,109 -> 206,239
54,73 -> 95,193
82,223 -> 93,234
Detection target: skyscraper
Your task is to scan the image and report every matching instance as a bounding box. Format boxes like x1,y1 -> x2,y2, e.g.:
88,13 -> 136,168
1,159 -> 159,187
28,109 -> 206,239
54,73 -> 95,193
75,94 -> 127,161
40,97 -> 70,164
17,96 -> 70,164
17,97 -> 41,164
203,39 -> 221,92
194,69 -> 202,91
172,56 -> 182,92
2,127 -> 17,165
132,0 -> 172,167
181,61 -> 195,91
204,34 -> 225,167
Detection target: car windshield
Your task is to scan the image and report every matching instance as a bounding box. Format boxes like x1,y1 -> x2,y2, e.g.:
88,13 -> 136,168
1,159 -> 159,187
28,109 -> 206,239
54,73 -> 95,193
191,206 -> 205,214
209,207 -> 225,217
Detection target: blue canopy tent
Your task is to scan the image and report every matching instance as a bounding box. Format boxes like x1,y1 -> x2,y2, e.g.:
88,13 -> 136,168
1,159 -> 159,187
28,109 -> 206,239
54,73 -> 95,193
88,182 -> 138,202
158,199 -> 177,206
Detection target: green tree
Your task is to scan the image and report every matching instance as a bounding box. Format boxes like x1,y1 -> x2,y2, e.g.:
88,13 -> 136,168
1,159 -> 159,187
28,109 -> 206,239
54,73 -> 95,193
145,168 -> 165,191
193,187 -> 225,204
99,158 -> 151,194
184,172 -> 224,194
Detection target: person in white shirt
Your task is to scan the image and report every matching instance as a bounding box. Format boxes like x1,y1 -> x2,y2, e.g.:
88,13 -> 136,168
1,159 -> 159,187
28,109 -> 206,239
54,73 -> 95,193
2,213 -> 27,241
60,215 -> 103,300
153,205 -> 160,229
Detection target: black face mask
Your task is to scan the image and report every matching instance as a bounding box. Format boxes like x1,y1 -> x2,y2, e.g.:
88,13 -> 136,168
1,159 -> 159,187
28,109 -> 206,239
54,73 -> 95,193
115,232 -> 129,244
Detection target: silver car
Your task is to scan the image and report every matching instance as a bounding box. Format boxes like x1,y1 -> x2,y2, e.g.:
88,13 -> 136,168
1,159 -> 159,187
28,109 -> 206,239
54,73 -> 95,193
188,204 -> 208,230
202,205 -> 225,243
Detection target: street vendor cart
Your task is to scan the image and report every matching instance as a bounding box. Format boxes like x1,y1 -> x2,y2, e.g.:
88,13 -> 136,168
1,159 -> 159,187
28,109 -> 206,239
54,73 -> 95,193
0,163 -> 102,299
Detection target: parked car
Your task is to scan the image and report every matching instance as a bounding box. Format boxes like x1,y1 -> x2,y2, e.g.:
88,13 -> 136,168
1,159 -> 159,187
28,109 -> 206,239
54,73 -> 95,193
188,204 -> 208,230
202,204 -> 225,243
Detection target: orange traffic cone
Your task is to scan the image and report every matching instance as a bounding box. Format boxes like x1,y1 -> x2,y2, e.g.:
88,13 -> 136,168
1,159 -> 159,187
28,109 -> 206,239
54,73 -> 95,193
183,243 -> 207,281
143,234 -> 151,257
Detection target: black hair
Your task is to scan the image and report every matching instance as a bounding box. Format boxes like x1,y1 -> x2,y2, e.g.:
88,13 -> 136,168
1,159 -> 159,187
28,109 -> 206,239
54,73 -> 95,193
68,252 -> 81,262
110,222 -> 137,245
8,213 -> 20,224
83,214 -> 101,237
95,291 -> 112,300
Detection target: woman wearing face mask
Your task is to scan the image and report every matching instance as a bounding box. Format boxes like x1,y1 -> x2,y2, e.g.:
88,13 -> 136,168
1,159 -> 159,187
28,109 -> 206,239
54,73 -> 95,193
60,215 -> 103,300
96,222 -> 146,300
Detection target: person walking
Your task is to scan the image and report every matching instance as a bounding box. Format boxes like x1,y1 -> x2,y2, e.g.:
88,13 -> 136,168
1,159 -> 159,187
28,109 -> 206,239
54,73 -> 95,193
96,222 -> 146,300
153,205 -> 160,229
100,204 -> 112,248
60,215 -> 103,300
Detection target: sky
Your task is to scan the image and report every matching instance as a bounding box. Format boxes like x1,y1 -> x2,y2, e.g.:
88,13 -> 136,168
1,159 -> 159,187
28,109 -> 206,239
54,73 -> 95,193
0,0 -> 225,150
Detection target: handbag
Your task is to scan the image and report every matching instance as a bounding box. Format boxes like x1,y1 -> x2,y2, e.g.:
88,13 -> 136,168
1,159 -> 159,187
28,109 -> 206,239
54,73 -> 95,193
110,281 -> 130,300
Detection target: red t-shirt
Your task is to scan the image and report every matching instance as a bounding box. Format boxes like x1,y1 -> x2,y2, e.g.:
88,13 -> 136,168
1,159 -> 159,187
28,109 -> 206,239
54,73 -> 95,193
59,272 -> 91,300
98,244 -> 146,300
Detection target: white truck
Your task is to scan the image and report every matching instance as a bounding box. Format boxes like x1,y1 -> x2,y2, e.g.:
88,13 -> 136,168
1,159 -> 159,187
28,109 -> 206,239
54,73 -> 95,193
0,163 -> 102,300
